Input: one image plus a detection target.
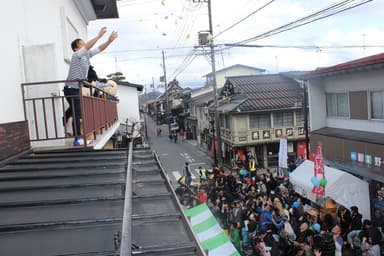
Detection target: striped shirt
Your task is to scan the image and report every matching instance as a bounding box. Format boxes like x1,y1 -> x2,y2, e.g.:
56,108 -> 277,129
66,47 -> 100,89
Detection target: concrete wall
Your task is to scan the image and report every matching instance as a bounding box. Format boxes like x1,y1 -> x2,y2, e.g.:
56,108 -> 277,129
117,85 -> 141,124
0,0 -> 96,159
1,0 -> 92,123
308,69 -> 384,133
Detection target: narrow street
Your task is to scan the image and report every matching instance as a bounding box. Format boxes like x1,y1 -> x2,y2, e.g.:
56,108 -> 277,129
144,114 -> 214,188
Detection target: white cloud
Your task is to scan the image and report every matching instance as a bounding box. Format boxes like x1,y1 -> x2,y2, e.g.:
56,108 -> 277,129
88,0 -> 384,88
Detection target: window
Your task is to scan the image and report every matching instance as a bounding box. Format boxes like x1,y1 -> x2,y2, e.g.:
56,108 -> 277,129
225,115 -> 231,129
199,108 -> 203,119
274,112 -> 294,127
249,114 -> 271,129
296,111 -> 304,126
219,114 -> 225,128
371,91 -> 384,119
326,93 -> 349,117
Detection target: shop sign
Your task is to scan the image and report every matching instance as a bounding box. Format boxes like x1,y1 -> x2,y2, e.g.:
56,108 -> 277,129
298,127 -> 305,135
263,130 -> 270,139
357,153 -> 364,163
275,129 -> 282,138
351,151 -> 382,168
239,136 -> 247,141
365,155 -> 372,165
286,128 -> 293,136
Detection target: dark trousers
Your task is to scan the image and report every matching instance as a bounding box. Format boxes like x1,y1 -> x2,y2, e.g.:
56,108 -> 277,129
63,86 -> 81,136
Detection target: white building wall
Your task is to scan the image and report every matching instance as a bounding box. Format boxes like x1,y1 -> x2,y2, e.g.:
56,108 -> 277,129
308,79 -> 327,131
308,69 -> 384,133
204,66 -> 264,89
117,86 -> 141,125
1,0 -> 93,123
216,66 -> 264,88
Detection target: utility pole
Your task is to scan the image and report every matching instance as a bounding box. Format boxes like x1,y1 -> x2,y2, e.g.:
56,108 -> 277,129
303,81 -> 310,160
194,0 -> 221,165
162,50 -> 169,116
208,0 -> 221,166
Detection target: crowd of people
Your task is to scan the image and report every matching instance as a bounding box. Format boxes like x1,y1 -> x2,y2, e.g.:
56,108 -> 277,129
175,161 -> 383,256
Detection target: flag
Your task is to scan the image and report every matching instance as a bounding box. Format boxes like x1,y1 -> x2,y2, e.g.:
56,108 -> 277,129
278,137 -> 288,168
312,143 -> 325,195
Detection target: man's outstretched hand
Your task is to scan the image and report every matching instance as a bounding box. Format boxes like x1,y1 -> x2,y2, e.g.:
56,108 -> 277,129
109,31 -> 118,43
98,27 -> 107,38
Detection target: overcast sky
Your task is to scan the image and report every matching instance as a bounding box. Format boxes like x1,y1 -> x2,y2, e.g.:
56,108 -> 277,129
88,0 -> 384,90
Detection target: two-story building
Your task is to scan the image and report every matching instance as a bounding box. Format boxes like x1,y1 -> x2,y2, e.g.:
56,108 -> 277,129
0,0 -> 121,161
303,52 -> 384,216
186,64 -> 266,151
215,74 -> 307,169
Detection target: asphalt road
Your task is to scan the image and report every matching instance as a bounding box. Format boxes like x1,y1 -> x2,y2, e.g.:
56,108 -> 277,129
145,115 -> 214,187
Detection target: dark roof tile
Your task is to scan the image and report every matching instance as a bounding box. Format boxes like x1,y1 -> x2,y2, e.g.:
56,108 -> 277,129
305,52 -> 384,77
221,74 -> 303,112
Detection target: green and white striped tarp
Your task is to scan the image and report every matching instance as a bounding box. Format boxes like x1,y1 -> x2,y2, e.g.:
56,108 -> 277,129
185,203 -> 240,256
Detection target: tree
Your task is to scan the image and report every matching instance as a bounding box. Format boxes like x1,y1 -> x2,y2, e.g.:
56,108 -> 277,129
107,72 -> 126,82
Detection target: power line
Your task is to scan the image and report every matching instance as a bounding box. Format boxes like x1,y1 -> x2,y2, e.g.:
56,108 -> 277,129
214,0 -> 275,39
236,0 -> 373,45
102,46 -> 195,55
174,2 -> 203,48
223,43 -> 384,49
170,52 -> 198,80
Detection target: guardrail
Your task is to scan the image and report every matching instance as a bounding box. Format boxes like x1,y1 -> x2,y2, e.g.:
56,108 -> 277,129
154,151 -> 206,256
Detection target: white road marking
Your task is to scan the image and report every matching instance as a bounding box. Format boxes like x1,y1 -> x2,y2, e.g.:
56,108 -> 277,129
172,171 -> 182,181
180,153 -> 195,163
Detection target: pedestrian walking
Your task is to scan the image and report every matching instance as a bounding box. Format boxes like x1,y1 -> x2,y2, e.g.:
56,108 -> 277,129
173,131 -> 178,143
184,162 -> 192,187
156,127 -> 161,136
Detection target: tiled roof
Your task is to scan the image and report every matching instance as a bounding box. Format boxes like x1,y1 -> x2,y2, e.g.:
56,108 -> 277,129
203,64 -> 266,77
304,52 -> 384,78
312,127 -> 384,145
222,74 -> 303,112
0,147 -> 197,255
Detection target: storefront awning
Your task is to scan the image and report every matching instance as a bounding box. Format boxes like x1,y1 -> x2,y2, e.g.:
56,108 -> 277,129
290,160 -> 371,219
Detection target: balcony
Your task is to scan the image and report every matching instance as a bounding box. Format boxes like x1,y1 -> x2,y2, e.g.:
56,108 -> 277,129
221,126 -> 306,145
22,79 -> 119,149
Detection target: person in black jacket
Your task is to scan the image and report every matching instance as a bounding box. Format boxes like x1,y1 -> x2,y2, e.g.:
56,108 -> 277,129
349,206 -> 362,231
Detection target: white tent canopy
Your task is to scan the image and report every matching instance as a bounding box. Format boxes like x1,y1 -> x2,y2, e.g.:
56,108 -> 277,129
289,160 -> 370,219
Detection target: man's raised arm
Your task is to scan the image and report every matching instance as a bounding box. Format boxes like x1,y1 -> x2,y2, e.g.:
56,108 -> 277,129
98,31 -> 118,52
84,27 -> 108,50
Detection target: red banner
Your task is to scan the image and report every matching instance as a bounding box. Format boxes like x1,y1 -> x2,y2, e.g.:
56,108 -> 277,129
312,143 -> 324,196
297,141 -> 307,159
313,144 -> 324,177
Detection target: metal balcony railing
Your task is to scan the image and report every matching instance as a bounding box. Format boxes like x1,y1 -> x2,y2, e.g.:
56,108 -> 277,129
21,79 -> 119,147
